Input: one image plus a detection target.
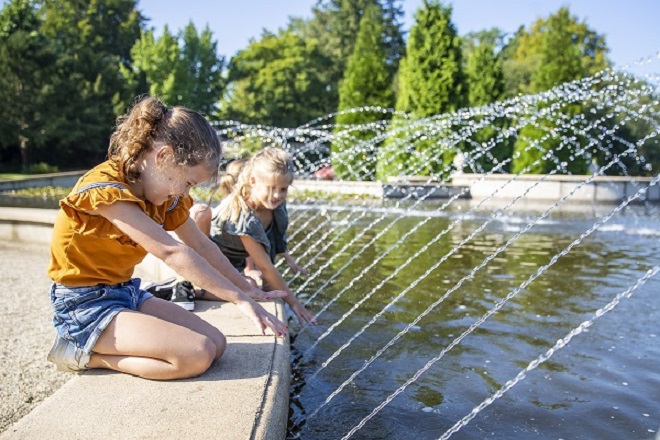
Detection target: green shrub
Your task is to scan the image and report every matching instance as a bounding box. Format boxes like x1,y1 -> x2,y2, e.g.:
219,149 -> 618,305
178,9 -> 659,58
24,162 -> 59,174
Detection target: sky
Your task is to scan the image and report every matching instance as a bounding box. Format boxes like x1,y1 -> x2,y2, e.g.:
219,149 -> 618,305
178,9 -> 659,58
136,0 -> 660,73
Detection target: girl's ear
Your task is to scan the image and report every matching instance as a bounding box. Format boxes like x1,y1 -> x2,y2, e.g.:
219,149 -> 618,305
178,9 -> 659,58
250,175 -> 257,185
155,145 -> 175,167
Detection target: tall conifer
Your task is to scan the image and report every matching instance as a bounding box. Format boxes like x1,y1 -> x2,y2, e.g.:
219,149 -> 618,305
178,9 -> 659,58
377,0 -> 466,180
331,4 -> 394,180
464,40 -> 510,172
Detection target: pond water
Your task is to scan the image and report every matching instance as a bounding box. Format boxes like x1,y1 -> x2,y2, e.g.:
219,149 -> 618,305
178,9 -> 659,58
286,200 -> 660,440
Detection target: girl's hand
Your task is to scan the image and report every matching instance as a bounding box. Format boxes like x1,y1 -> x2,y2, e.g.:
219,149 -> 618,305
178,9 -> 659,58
244,268 -> 264,288
283,253 -> 309,276
236,300 -> 288,337
290,301 -> 317,326
248,287 -> 288,302
288,261 -> 309,276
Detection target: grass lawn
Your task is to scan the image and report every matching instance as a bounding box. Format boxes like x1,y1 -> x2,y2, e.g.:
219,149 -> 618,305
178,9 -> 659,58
0,173 -> 28,181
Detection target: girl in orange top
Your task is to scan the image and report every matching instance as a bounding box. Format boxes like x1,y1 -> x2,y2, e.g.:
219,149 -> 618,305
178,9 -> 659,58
47,96 -> 288,380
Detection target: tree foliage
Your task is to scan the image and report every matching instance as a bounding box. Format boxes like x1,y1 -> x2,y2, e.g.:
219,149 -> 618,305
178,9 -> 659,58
0,0 -> 55,168
302,0 -> 405,112
221,31 -> 332,128
509,7 -> 610,174
464,38 -> 510,172
503,7 -> 609,96
394,1 -> 465,117
0,0 -> 143,169
331,4 -> 395,180
377,0 -> 466,180
121,22 -> 225,116
37,0 -> 144,167
1,0 -> 652,180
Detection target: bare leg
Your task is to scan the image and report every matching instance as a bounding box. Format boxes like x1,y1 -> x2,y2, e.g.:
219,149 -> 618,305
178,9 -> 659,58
88,298 -> 226,380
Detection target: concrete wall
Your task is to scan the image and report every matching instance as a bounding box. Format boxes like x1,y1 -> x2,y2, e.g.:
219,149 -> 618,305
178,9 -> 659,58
292,179 -> 384,197
451,173 -> 659,204
0,171 -> 85,191
2,173 -> 657,208
0,208 -> 56,244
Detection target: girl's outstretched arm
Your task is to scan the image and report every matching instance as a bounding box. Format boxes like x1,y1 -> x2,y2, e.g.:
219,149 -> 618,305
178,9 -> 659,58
241,235 -> 317,326
96,201 -> 288,337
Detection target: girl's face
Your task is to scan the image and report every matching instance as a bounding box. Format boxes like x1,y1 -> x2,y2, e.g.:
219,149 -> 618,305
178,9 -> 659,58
141,147 -> 212,205
249,173 -> 290,211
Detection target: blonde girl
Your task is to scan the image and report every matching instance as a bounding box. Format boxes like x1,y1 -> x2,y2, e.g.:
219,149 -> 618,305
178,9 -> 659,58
205,148 -> 315,325
190,158 -> 247,236
47,96 -> 288,381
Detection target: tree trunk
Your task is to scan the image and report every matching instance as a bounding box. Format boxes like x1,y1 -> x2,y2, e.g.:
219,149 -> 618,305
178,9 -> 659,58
19,135 -> 30,171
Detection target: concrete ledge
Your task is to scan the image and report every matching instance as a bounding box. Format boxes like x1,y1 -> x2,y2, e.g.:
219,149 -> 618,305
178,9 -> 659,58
382,183 -> 469,199
452,173 -> 660,204
0,207 -> 290,440
0,208 -> 56,244
2,301 -> 290,440
293,175 -> 659,204
293,179 -> 383,197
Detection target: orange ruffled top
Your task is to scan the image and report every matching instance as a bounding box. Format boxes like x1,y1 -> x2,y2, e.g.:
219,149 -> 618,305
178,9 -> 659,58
48,160 -> 193,286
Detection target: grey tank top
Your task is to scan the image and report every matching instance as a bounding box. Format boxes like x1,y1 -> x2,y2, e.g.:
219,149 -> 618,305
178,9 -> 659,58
209,200 -> 288,271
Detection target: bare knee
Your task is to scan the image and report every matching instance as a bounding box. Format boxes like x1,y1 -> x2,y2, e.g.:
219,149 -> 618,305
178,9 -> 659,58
190,203 -> 212,235
214,332 -> 227,360
174,335 -> 216,378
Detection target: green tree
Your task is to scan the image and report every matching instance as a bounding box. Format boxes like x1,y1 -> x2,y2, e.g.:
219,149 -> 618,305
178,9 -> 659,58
121,26 -> 180,103
510,7 -> 610,174
37,0 -> 144,168
331,4 -> 395,180
0,0 -> 55,169
464,39 -> 510,172
592,74 -> 660,177
377,0 -> 466,180
221,31 -> 332,128
503,7 -> 609,97
302,0 -> 405,112
179,23 -> 225,116
393,1 -> 465,117
466,42 -> 503,108
500,26 -> 535,98
121,22 -> 225,116
532,8 -> 608,92
462,28 -> 507,58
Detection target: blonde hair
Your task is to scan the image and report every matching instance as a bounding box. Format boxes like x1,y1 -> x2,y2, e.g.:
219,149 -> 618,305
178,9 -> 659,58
108,95 -> 221,183
219,158 -> 247,197
220,148 -> 295,223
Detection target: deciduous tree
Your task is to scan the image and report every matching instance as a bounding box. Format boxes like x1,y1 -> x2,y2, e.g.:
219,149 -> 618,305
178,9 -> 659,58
221,31 -> 332,128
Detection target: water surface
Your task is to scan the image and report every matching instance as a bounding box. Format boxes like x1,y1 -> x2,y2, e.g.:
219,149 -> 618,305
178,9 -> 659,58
286,201 -> 660,440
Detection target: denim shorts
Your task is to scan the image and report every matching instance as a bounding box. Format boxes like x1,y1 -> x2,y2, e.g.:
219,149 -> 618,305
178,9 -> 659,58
50,278 -> 153,358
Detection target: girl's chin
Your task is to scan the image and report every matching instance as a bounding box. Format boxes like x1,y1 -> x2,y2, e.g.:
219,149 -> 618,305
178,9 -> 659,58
146,195 -> 170,206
